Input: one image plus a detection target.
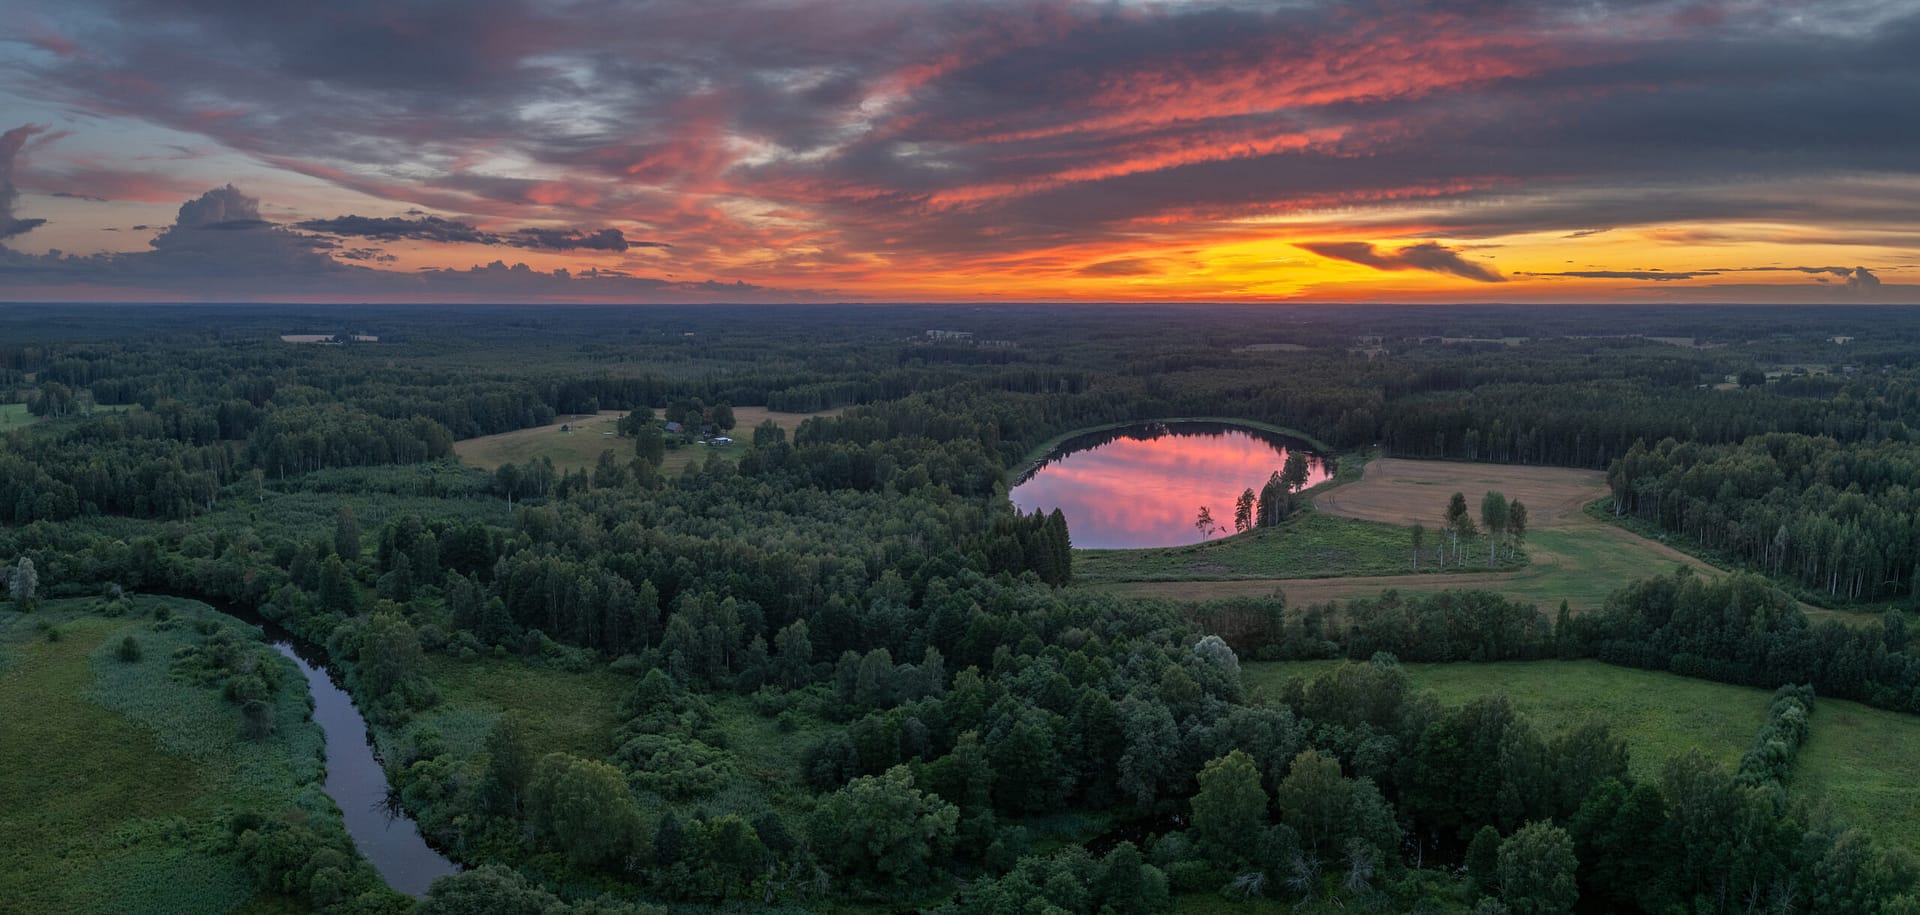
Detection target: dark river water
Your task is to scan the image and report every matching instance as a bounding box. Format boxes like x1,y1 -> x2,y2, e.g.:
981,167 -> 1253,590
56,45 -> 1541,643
1010,421 -> 1329,549
211,601 -> 459,897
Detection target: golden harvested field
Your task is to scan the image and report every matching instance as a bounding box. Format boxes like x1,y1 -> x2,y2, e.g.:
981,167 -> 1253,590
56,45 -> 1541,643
453,405 -> 843,474
1314,457 -> 1607,528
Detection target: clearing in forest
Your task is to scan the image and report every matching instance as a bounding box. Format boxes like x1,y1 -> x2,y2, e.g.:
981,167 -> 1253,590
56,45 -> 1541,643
1243,659 -> 1920,850
1314,457 -> 1606,528
453,405 -> 843,474
1101,456 -> 1721,612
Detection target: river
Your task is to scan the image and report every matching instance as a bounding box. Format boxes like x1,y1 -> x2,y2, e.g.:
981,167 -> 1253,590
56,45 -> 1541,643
210,599 -> 459,897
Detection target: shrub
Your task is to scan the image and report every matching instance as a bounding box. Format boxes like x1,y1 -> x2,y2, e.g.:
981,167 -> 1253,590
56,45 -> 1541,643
117,635 -> 143,662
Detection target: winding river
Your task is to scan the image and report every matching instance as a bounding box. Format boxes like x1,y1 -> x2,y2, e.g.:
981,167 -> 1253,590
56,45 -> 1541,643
215,601 -> 459,897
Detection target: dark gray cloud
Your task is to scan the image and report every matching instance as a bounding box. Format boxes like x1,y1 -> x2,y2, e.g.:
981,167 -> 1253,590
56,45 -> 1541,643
1299,241 -> 1506,282
1,0 -> 1917,296
1520,270 -> 1716,281
0,124 -> 51,242
295,214 -> 664,251
1076,257 -> 1164,277
0,183 -> 793,302
1522,264 -> 1886,295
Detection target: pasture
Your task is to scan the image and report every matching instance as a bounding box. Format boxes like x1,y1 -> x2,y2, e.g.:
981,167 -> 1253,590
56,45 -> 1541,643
1101,457 -> 1718,613
1074,510 -> 1522,585
1244,659 -> 1920,850
1314,457 -> 1606,529
0,401 -> 135,430
452,409 -> 629,473
0,401 -> 31,428
453,405 -> 842,475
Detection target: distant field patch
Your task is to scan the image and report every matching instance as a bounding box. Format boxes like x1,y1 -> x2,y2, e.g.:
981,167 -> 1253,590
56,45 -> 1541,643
660,405 -> 843,474
279,333 -> 378,343
453,410 -> 628,473
455,405 -> 842,475
1234,342 -> 1309,353
0,402 -> 31,428
1244,659 -> 1920,849
0,402 -> 135,430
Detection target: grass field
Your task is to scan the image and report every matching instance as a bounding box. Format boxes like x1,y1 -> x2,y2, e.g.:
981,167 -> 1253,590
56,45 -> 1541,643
1315,457 -> 1606,528
0,401 -> 135,430
453,405 -> 843,475
452,409 -> 629,473
1244,659 -> 1920,850
1101,457 -> 1717,612
0,401 -> 31,428
1075,510 -> 1524,585
0,597 -> 339,914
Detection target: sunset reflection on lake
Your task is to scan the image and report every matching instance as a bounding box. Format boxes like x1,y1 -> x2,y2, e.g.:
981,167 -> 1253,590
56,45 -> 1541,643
1010,422 -> 1329,549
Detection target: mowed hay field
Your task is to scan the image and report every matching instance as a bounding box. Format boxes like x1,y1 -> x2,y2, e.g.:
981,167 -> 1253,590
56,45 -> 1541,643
1108,457 -> 1719,612
1314,457 -> 1606,527
1244,659 -> 1920,850
453,405 -> 843,475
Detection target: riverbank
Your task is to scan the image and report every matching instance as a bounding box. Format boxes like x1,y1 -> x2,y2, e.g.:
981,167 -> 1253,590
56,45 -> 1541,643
0,595 -> 394,912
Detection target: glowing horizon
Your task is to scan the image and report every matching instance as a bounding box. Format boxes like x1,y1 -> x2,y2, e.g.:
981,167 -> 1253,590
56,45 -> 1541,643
2,0 -> 1917,304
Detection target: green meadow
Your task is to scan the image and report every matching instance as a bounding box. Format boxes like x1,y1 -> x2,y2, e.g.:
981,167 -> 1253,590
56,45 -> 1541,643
0,596 -> 347,914
1244,658 -> 1920,850
1074,510 -> 1525,585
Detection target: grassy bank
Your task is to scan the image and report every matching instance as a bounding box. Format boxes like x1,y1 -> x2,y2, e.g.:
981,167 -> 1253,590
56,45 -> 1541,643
1074,509 -> 1524,585
0,596 -> 348,913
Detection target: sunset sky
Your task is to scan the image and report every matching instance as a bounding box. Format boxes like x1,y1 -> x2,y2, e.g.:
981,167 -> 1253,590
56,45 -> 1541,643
2,0 -> 1917,304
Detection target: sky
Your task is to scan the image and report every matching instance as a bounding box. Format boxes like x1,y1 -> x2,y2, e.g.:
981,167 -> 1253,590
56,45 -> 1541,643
1,0 -> 1918,304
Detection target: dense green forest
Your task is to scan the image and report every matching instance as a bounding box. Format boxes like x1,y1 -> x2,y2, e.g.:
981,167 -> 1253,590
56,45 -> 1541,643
4,303 -> 1920,914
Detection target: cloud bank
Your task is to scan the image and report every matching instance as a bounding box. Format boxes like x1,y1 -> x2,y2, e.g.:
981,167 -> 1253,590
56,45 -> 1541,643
0,0 -> 1915,300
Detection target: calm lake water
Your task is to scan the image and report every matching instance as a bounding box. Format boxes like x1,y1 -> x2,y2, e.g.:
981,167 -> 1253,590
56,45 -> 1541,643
1010,421 -> 1329,549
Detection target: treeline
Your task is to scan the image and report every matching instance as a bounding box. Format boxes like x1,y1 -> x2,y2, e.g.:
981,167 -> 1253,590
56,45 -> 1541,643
1610,433 -> 1920,601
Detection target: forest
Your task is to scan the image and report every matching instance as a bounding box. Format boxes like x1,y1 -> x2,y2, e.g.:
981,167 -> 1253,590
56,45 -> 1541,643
3,302 -> 1919,914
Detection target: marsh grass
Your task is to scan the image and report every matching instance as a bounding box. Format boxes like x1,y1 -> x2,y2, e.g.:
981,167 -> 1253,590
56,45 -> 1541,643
0,596 -> 348,913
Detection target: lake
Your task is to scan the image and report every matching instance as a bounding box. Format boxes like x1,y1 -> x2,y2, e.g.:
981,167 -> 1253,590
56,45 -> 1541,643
1010,421 -> 1330,549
